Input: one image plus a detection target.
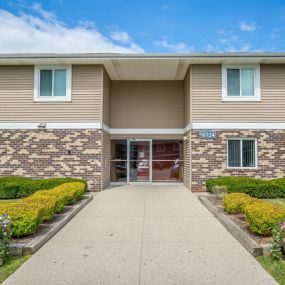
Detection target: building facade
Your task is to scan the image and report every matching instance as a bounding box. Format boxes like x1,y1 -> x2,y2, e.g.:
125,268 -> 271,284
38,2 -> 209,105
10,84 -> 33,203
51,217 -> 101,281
0,53 -> 285,191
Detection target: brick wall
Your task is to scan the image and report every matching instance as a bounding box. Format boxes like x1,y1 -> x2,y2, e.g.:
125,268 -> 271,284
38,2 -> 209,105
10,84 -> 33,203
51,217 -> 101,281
0,129 -> 102,191
191,130 -> 285,192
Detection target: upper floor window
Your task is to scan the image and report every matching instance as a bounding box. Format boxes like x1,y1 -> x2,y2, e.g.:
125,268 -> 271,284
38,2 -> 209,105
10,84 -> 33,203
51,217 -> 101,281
222,65 -> 260,101
34,66 -> 72,102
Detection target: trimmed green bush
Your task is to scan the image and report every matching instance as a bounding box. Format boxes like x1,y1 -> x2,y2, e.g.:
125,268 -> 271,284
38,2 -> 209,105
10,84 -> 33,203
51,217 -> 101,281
244,201 -> 285,236
0,182 -> 87,237
0,203 -> 44,237
0,177 -> 86,199
223,193 -> 255,214
206,176 -> 285,199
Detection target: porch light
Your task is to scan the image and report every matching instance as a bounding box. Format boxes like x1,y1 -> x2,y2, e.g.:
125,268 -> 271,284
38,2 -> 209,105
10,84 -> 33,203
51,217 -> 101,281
38,122 -> 46,129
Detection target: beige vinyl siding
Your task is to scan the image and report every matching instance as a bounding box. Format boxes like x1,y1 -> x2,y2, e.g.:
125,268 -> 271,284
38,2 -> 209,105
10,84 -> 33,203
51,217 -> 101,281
103,68 -> 111,126
110,81 -> 184,128
0,65 -> 103,122
184,67 -> 191,127
192,64 -> 285,122
183,131 -> 191,189
101,130 -> 110,189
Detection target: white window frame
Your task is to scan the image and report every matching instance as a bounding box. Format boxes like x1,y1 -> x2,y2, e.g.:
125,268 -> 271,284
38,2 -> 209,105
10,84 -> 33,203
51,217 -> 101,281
34,65 -> 72,102
227,138 -> 258,169
222,64 -> 261,101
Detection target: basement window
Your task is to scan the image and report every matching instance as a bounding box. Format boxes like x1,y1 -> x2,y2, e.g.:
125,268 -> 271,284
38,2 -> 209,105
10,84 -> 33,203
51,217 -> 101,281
34,66 -> 72,102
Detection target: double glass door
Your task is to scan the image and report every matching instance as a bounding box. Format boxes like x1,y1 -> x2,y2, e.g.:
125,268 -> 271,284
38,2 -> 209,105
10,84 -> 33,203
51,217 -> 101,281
110,139 -> 183,183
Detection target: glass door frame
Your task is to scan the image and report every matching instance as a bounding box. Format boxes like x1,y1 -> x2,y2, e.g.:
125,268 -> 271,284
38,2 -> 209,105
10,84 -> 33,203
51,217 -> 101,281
127,139 -> 152,184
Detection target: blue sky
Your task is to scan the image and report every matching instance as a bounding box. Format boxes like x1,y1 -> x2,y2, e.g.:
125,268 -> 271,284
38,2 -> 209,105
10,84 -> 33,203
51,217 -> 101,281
0,0 -> 285,53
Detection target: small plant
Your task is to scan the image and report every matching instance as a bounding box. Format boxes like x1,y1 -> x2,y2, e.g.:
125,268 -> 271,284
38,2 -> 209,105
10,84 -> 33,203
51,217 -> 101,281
211,185 -> 228,195
271,224 -> 283,261
0,214 -> 12,265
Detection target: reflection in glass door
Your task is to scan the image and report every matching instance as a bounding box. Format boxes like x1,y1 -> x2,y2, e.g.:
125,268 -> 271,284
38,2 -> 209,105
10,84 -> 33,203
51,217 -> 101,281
110,139 -> 183,184
129,140 -> 151,182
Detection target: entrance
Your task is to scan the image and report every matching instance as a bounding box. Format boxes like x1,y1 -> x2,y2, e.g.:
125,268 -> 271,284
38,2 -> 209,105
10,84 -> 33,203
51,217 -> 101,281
110,139 -> 183,184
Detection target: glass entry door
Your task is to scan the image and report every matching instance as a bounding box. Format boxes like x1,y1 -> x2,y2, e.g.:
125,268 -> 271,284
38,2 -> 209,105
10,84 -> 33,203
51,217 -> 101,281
128,140 -> 151,183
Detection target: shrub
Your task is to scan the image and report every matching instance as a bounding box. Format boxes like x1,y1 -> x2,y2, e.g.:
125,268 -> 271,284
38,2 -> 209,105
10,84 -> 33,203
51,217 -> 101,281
22,195 -> 58,222
206,176 -> 285,199
0,177 -> 86,199
245,201 -> 285,236
0,203 -> 44,237
223,193 -> 255,214
0,182 -> 86,237
48,182 -> 86,205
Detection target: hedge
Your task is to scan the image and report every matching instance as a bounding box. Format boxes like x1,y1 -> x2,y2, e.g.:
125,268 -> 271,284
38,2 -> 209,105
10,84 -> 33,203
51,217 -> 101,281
0,177 -> 86,199
0,182 -> 86,237
223,193 -> 255,214
206,176 -> 285,199
244,201 -> 285,236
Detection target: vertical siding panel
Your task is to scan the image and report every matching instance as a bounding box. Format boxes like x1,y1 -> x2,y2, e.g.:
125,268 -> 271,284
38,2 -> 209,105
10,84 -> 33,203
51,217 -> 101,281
103,68 -> 111,126
184,67 -> 190,127
101,130 -> 110,189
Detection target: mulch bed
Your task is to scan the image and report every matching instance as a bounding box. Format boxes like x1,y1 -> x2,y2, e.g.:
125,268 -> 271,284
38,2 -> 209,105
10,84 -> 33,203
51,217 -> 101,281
206,195 -> 272,245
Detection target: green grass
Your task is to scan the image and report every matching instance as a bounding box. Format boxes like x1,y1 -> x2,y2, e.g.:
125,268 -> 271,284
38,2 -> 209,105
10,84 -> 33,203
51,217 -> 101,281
257,256 -> 285,285
0,256 -> 30,284
265,199 -> 285,208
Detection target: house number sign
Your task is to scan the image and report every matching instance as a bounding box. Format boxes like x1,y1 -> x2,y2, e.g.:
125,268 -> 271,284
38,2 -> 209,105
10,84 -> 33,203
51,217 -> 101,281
200,130 -> 216,140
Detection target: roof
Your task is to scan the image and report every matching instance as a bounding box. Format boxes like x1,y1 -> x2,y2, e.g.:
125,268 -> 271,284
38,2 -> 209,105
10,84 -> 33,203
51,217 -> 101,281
0,52 -> 284,80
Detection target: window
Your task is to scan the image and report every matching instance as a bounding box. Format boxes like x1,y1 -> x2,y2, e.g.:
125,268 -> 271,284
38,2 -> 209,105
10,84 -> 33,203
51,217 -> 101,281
227,139 -> 257,168
222,65 -> 260,101
34,66 -> 72,101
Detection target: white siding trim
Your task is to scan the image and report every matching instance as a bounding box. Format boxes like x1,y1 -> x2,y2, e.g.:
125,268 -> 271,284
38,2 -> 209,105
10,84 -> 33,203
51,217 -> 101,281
192,123 -> 285,129
109,128 -> 185,135
102,123 -> 110,133
0,122 -> 101,129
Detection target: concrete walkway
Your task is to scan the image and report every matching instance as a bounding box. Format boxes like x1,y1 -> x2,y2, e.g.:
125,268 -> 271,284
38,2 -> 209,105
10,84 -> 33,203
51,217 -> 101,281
4,185 -> 277,285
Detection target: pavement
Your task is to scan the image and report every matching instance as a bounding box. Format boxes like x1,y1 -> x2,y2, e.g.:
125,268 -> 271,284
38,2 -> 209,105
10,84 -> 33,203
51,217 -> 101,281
3,185 -> 277,285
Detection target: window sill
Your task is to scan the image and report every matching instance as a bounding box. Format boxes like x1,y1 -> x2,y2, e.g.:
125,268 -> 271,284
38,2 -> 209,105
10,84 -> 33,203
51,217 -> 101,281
33,97 -> 71,102
227,167 -> 258,170
222,97 -> 261,102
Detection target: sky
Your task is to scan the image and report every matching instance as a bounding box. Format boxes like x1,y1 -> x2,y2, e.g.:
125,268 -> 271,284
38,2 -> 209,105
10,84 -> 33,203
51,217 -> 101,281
0,0 -> 285,53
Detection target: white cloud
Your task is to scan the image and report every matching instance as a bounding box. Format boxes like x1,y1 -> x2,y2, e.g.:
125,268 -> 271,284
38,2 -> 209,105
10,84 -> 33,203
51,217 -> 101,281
0,6 -> 144,53
109,30 -> 131,44
239,21 -> 256,32
154,38 -> 193,53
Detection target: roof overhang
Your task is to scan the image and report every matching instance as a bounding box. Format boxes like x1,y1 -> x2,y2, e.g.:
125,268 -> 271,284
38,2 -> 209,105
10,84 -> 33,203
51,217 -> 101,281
0,52 -> 284,80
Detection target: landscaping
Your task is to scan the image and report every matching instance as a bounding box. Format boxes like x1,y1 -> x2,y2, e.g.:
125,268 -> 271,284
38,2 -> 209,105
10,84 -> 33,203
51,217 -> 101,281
0,177 -> 88,269
205,176 -> 285,259
207,176 -> 285,199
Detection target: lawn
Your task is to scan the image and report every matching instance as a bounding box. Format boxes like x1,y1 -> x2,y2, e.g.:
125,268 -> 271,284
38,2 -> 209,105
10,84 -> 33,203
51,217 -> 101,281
265,199 -> 285,208
257,256 -> 285,285
0,256 -> 30,284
